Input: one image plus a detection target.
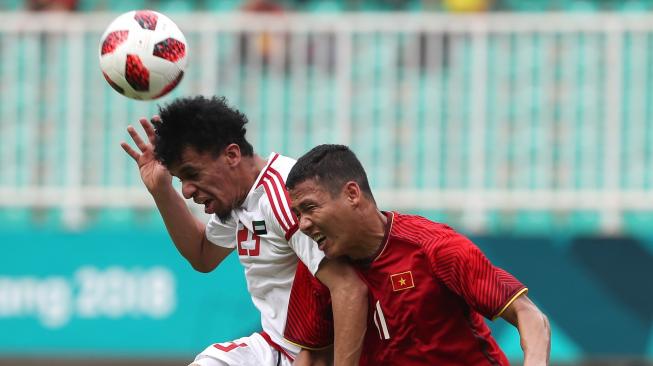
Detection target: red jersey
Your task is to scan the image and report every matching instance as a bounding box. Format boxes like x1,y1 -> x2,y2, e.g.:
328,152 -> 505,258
285,212 -> 527,365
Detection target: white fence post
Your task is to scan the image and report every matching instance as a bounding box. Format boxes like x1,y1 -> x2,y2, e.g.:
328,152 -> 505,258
63,20 -> 85,229
602,19 -> 624,234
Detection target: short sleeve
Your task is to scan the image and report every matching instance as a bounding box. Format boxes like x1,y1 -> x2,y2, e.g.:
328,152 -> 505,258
427,233 -> 527,320
284,261 -> 333,349
205,213 -> 238,248
259,196 -> 325,275
287,230 -> 325,275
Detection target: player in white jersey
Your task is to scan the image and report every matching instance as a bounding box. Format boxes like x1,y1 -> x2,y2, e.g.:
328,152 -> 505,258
121,96 -> 367,366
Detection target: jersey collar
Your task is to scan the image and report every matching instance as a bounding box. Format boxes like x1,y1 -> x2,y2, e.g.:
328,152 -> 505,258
240,152 -> 280,209
353,211 -> 394,267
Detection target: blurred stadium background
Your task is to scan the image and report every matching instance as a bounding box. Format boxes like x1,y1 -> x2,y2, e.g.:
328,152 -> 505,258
1,0 -> 652,365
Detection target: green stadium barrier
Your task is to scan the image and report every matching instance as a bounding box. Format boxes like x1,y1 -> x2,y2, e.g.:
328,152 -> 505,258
0,228 -> 258,358
1,225 -> 651,361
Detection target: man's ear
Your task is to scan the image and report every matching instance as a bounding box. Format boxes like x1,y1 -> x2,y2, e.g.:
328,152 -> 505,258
224,143 -> 242,167
343,181 -> 362,205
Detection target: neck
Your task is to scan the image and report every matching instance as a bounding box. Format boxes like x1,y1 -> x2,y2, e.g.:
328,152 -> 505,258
251,154 -> 267,179
236,154 -> 267,206
349,208 -> 388,260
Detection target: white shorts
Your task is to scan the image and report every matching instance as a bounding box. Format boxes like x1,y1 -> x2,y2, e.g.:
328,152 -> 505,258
191,332 -> 295,366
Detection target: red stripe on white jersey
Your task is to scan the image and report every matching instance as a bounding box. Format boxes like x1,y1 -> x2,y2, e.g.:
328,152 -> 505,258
259,331 -> 295,362
256,157 -> 298,238
253,153 -> 280,188
212,341 -> 248,352
263,170 -> 297,229
284,225 -> 298,241
261,180 -> 290,232
262,175 -> 292,230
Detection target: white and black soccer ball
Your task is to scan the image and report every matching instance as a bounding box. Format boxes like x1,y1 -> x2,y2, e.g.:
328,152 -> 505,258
99,10 -> 188,100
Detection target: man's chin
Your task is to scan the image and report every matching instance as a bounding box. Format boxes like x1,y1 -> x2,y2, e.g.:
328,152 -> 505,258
217,211 -> 232,223
322,246 -> 339,259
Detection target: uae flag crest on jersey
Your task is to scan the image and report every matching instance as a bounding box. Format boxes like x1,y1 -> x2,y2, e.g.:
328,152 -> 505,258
253,220 -> 267,235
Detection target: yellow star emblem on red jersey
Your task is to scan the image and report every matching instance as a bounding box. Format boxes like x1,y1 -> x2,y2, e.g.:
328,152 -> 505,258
390,271 -> 415,291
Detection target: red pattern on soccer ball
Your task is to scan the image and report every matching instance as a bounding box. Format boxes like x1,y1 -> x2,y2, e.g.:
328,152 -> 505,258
153,38 -> 186,62
134,10 -> 158,30
102,72 -> 125,95
101,30 -> 128,55
125,54 -> 149,91
154,71 -> 184,98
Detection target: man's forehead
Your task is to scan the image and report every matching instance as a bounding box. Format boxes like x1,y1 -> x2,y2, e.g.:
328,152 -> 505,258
290,179 -> 326,199
169,157 -> 193,173
169,150 -> 203,175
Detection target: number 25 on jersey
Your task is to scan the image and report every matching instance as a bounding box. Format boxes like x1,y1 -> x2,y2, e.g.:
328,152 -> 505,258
237,228 -> 261,256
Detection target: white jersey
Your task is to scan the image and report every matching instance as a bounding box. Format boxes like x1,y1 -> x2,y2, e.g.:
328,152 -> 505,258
205,153 -> 325,357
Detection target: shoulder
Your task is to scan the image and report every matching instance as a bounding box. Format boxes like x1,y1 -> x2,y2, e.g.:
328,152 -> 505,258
269,154 -> 297,178
389,212 -> 475,261
256,153 -> 297,183
254,154 -> 299,240
390,212 -> 459,247
253,154 -> 297,193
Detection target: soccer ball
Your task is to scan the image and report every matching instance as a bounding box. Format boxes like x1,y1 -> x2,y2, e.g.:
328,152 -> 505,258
99,10 -> 188,100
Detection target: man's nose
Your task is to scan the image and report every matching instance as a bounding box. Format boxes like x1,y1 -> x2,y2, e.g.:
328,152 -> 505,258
181,181 -> 195,199
299,215 -> 312,233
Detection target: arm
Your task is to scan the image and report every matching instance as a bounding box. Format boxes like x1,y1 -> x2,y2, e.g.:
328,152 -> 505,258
150,182 -> 233,272
427,230 -> 549,365
121,117 -> 233,272
314,258 -> 367,366
500,295 -> 551,366
293,347 -> 333,366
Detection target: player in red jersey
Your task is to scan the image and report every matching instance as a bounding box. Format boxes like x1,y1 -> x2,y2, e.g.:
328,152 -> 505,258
284,144 -> 551,366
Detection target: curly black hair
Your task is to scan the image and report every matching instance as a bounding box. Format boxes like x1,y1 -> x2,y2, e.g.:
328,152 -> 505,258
286,144 -> 375,202
153,96 -> 254,167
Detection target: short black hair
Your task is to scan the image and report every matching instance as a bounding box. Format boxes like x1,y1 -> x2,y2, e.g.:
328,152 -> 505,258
286,144 -> 375,202
153,95 -> 254,167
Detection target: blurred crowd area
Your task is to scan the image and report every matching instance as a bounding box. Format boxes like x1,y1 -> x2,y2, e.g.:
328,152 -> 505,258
7,0 -> 653,13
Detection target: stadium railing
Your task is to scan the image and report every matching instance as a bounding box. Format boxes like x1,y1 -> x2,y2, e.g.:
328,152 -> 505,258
0,12 -> 652,235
